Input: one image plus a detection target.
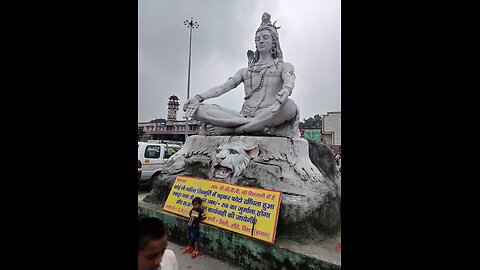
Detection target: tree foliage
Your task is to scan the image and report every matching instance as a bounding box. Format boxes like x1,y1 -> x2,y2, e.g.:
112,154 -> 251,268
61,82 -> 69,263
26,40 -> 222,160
299,114 -> 322,128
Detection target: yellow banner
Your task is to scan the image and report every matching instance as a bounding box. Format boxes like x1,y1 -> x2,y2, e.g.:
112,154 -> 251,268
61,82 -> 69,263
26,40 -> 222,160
163,176 -> 282,244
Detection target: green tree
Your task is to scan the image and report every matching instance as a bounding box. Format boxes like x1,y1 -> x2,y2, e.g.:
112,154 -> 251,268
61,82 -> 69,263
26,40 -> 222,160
299,114 -> 322,128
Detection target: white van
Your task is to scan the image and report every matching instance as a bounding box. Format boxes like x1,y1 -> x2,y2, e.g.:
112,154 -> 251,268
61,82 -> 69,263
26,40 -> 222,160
138,141 -> 181,187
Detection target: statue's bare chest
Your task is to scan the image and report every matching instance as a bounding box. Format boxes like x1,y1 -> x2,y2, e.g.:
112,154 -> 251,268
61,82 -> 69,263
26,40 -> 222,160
242,64 -> 283,89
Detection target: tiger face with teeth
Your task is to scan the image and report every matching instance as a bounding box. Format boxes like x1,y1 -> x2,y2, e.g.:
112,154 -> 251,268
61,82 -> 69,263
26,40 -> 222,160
211,142 -> 259,179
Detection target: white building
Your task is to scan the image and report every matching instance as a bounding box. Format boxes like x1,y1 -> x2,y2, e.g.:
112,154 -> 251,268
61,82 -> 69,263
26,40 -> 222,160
322,111 -> 341,146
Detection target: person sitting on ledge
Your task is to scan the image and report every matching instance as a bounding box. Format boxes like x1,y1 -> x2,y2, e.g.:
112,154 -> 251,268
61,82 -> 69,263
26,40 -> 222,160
183,12 -> 300,137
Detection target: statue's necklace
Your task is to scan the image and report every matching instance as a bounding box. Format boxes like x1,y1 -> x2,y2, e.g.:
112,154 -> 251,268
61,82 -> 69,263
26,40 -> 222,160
249,61 -> 277,93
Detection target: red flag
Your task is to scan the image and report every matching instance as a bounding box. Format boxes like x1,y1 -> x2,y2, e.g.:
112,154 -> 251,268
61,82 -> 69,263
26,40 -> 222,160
337,243 -> 341,253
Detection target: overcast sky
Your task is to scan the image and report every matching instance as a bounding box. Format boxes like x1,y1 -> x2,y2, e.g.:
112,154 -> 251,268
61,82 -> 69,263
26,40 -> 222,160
138,0 -> 340,123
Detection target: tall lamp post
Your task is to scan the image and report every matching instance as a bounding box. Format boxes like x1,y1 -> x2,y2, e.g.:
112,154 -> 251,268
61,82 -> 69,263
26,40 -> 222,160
183,18 -> 199,141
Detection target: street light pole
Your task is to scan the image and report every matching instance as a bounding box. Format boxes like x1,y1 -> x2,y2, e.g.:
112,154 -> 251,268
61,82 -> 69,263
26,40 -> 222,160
183,18 -> 199,142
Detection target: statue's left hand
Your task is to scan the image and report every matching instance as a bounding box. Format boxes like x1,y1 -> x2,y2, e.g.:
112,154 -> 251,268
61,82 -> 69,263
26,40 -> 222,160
276,89 -> 289,104
272,89 -> 290,113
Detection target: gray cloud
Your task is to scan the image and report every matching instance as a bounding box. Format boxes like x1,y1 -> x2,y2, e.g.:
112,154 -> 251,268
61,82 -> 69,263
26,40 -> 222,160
138,0 -> 340,122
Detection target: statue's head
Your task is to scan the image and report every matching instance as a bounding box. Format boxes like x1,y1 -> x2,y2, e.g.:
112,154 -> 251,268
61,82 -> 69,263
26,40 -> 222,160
254,12 -> 283,62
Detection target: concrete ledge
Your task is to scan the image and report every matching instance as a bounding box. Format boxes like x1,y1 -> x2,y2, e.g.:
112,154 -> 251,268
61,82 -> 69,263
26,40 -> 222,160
139,195 -> 340,270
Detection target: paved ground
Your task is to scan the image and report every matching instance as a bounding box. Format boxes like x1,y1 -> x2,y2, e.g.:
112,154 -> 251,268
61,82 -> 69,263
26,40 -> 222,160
166,240 -> 242,270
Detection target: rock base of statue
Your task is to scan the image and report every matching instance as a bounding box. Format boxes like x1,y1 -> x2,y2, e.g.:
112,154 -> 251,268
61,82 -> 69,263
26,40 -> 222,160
143,135 -> 341,240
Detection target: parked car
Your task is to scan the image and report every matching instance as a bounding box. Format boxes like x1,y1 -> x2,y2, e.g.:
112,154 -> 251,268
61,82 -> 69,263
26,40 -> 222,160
138,141 -> 181,188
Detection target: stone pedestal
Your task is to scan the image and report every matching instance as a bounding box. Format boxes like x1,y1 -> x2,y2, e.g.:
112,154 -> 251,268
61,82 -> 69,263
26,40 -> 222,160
144,135 -> 341,240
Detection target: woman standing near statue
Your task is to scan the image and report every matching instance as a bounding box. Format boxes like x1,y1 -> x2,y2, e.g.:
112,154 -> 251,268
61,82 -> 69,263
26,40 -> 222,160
183,12 -> 300,137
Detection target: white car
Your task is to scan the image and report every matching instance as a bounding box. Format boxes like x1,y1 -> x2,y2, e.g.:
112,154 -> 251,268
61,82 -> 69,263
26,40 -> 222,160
138,141 -> 181,187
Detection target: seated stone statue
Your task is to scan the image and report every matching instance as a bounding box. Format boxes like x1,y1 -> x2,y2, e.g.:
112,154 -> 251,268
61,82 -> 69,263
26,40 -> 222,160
183,13 -> 300,137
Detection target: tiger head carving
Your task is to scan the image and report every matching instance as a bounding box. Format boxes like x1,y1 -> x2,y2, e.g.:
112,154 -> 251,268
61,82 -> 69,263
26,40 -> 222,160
211,142 -> 259,179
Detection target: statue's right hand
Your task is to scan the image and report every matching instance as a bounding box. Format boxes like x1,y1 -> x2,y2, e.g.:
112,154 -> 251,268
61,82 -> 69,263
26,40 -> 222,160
183,97 -> 200,119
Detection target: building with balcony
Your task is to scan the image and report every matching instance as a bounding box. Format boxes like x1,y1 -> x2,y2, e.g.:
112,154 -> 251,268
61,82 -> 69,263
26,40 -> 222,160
138,95 -> 202,142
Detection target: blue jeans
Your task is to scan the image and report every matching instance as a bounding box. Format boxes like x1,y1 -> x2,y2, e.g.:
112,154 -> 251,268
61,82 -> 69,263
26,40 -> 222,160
187,227 -> 200,242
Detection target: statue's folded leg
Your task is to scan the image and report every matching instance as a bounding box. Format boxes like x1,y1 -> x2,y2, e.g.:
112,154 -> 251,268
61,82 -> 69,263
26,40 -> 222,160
205,124 -> 235,136
234,99 -> 298,134
194,104 -> 250,127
